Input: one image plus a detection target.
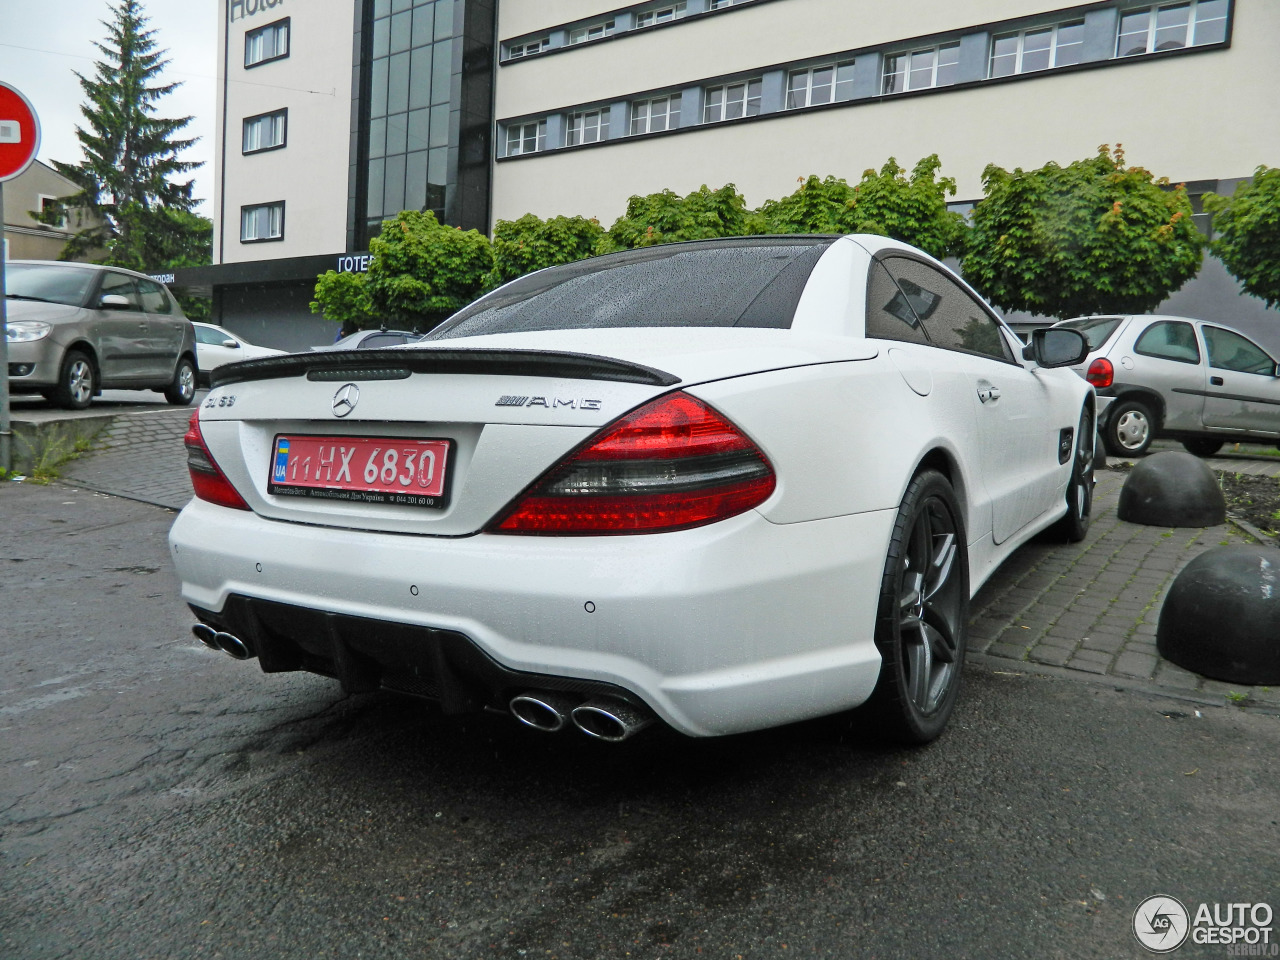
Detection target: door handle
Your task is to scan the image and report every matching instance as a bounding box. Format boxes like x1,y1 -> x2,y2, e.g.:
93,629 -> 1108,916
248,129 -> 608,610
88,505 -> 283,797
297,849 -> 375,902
1210,376 -> 1224,386
977,383 -> 1001,403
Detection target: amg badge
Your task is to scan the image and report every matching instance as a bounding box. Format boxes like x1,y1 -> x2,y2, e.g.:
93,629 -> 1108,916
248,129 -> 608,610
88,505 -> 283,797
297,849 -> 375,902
496,395 -> 601,410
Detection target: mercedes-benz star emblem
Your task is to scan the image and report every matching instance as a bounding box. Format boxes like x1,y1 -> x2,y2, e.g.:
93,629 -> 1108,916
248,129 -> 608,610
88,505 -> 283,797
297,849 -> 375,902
331,383 -> 360,418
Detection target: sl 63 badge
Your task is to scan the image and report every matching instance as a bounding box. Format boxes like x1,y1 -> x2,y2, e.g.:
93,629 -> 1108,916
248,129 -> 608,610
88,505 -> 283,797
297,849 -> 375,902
204,394 -> 236,408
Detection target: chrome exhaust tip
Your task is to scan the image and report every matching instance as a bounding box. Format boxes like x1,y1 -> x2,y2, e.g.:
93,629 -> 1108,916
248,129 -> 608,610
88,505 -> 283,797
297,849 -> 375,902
571,699 -> 655,742
213,631 -> 252,660
509,691 -> 579,733
192,623 -> 220,650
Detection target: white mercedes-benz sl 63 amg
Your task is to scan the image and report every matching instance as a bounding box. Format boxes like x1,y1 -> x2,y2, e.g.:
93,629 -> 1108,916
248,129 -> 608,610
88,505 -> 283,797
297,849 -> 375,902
169,235 -> 1094,745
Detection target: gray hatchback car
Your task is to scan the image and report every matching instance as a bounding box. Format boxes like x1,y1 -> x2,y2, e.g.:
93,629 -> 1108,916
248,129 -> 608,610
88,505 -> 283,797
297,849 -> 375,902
5,260 -> 198,409
1056,314 -> 1280,457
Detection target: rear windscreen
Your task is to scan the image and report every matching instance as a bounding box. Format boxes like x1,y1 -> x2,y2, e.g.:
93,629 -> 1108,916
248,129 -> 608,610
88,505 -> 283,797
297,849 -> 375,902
426,239 -> 834,340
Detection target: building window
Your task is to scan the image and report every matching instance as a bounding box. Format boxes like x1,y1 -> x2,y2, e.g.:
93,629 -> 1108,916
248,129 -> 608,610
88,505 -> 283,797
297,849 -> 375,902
636,3 -> 686,27
240,202 -> 284,242
244,18 -> 289,68
708,0 -> 754,9
989,21 -> 1085,77
1117,0 -> 1228,56
569,20 -> 615,44
506,120 -> 547,156
703,79 -> 762,122
508,37 -> 549,58
786,61 -> 856,109
242,109 -> 287,154
883,42 -> 960,94
631,94 -> 681,134
567,108 -> 610,145
36,195 -> 67,229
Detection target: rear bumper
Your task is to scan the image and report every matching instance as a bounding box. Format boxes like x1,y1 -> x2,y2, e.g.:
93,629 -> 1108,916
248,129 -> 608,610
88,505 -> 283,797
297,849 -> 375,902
168,499 -> 895,737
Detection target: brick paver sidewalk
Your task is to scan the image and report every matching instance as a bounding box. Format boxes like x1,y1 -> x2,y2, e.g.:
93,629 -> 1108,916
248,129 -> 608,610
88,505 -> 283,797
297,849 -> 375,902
60,408 -> 194,510
971,465 -> 1280,710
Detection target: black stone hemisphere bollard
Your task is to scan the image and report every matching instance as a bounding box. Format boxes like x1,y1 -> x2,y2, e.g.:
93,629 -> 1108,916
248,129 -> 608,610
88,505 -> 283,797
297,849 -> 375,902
1157,546 -> 1280,685
1117,450 -> 1226,527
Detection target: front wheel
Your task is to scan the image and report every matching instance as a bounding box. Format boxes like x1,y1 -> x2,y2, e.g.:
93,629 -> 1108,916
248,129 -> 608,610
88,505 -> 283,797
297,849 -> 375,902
164,357 -> 197,405
1103,399 -> 1155,457
51,349 -> 97,410
865,470 -> 969,744
1052,407 -> 1095,542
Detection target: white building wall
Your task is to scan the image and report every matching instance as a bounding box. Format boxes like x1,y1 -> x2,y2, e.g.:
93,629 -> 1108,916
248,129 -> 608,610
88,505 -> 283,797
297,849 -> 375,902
215,0 -> 355,263
491,0 -> 1280,226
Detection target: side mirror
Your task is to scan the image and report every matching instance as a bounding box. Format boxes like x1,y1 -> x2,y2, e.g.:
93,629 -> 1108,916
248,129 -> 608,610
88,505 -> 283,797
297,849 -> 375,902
99,294 -> 132,310
1023,327 -> 1088,368
221,339 -> 239,348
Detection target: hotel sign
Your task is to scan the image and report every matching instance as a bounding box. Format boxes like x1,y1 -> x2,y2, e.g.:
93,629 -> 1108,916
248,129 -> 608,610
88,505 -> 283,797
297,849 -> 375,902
230,0 -> 285,22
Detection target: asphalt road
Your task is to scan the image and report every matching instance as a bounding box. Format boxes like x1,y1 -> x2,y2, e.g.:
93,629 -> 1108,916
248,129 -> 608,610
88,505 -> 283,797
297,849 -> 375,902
2,482 -> 1278,960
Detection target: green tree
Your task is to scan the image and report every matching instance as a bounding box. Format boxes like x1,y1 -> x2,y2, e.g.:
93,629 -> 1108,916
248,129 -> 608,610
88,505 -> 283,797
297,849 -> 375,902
310,271 -> 375,336
48,0 -> 203,267
608,184 -> 752,248
484,213 -> 615,290
1203,166 -> 1280,308
754,158 -> 967,258
311,211 -> 494,335
962,144 -> 1203,320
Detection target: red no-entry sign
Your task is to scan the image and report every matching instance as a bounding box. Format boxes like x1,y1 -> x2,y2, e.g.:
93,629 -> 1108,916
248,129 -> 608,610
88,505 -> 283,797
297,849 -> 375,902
0,82 -> 40,182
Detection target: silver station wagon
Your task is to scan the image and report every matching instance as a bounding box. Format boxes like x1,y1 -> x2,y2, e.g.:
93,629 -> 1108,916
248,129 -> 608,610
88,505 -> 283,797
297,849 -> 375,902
1057,314 -> 1280,457
5,260 -> 198,410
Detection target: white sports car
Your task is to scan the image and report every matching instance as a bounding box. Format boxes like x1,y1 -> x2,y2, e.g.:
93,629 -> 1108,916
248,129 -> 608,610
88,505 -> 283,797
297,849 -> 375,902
169,236 -> 1094,744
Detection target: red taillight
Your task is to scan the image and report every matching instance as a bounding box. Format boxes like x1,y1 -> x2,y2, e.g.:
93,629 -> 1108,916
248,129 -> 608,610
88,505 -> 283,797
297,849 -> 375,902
1086,357 -> 1114,389
184,411 -> 250,511
489,391 -> 776,535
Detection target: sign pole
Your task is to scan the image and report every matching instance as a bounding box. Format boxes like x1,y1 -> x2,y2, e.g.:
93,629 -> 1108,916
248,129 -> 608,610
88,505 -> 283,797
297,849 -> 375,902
1,178 -> 9,475
0,81 -> 43,475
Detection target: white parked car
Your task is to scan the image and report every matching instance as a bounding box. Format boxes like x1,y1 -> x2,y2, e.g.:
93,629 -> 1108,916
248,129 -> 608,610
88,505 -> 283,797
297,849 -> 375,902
193,322 -> 286,385
169,236 -> 1093,745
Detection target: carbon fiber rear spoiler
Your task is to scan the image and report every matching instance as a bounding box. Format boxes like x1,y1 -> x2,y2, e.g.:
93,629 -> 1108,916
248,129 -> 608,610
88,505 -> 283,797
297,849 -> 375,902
208,347 -> 682,389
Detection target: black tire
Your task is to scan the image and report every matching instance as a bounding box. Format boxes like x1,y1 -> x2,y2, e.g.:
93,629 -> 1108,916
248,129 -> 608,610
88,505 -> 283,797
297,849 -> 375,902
1103,398 -> 1155,457
1182,438 -> 1224,458
164,357 -> 197,405
1052,407 -> 1095,542
51,349 -> 97,410
865,470 -> 969,745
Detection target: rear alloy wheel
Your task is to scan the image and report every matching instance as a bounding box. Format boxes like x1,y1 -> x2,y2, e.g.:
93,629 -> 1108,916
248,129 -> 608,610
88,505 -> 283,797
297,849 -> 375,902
1104,399 -> 1154,457
1182,438 -> 1224,458
1053,407 -> 1095,542
51,350 -> 97,410
164,357 -> 197,405
866,470 -> 969,744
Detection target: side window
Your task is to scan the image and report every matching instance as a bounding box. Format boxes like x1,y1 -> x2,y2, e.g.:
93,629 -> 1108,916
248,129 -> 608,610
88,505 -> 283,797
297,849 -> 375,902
136,279 -> 173,314
864,259 -> 929,345
360,333 -> 410,348
1134,320 -> 1200,363
98,272 -> 142,311
882,257 -> 1014,362
195,326 -> 225,345
1204,326 -> 1276,375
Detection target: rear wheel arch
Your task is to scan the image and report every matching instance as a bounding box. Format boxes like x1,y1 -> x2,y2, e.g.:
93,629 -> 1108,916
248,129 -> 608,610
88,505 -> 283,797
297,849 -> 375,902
1107,388 -> 1165,429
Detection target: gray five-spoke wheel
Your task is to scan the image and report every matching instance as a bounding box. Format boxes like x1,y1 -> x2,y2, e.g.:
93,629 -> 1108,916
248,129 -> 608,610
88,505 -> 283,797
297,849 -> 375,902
897,495 -> 962,715
868,469 -> 969,744
66,358 -> 94,406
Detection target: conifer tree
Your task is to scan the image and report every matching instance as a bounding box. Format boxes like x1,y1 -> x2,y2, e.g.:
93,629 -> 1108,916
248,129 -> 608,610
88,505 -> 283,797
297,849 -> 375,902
50,0 -> 205,268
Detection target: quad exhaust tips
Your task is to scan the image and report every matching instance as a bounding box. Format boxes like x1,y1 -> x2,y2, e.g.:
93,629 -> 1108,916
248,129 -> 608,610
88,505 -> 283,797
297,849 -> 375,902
508,691 -> 656,741
191,623 -> 253,660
